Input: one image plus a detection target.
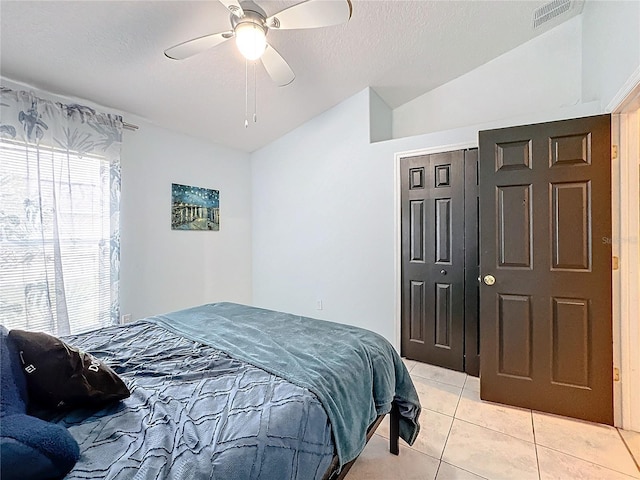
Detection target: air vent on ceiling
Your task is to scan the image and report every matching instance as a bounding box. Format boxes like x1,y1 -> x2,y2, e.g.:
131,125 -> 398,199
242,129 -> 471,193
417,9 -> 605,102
533,0 -> 584,29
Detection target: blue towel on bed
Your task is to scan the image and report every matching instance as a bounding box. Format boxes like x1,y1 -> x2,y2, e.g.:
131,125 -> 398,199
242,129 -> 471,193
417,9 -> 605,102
148,302 -> 421,468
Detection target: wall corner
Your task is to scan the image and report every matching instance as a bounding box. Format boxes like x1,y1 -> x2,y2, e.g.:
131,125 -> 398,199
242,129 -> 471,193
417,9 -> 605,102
369,87 -> 393,143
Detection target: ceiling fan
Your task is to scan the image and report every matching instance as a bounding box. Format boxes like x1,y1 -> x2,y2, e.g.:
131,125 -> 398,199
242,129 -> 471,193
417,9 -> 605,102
164,0 -> 353,87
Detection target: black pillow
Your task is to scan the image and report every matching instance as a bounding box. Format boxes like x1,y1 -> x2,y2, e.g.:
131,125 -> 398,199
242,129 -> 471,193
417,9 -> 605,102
7,330 -> 130,409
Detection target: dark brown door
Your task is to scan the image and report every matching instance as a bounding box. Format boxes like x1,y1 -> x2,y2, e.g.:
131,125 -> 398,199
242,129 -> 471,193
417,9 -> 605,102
479,114 -> 613,424
401,151 -> 465,371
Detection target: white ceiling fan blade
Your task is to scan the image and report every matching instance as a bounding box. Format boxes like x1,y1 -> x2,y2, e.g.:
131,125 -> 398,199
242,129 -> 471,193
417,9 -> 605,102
219,0 -> 244,17
266,0 -> 352,30
261,45 -> 295,86
164,31 -> 234,60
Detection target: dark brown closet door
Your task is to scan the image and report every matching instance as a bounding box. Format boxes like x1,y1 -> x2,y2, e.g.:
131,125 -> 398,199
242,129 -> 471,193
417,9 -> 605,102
401,151 -> 465,371
479,114 -> 613,424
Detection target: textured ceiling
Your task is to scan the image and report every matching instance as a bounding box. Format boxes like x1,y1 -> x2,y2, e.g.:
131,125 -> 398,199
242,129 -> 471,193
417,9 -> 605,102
0,1 -> 580,152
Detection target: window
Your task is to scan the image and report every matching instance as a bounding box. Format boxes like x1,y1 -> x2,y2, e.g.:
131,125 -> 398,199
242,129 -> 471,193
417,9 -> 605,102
0,140 -> 113,335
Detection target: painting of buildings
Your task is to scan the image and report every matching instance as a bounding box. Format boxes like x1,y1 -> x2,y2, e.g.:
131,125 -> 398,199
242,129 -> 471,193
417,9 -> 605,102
171,183 -> 219,231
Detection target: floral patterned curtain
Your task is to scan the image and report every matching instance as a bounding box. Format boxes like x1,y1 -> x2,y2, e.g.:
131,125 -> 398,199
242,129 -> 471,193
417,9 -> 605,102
0,87 -> 122,334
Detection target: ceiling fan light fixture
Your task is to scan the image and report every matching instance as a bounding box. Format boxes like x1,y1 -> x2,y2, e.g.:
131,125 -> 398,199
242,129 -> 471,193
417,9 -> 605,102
235,22 -> 266,61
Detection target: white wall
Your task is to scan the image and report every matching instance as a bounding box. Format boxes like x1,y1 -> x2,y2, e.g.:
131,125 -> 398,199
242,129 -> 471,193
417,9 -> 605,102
251,90 -> 388,332
582,0 -> 640,110
392,16 -> 583,139
120,120 -> 252,321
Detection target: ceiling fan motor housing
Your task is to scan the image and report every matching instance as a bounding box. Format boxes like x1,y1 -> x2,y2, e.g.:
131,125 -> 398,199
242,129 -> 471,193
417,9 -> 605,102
232,1 -> 268,34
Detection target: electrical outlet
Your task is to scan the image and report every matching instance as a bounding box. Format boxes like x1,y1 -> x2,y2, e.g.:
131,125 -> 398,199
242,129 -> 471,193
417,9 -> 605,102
316,300 -> 323,310
121,314 -> 132,324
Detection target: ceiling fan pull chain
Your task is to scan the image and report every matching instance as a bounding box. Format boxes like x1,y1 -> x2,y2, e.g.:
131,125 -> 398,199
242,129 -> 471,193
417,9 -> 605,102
253,61 -> 257,124
244,58 -> 249,128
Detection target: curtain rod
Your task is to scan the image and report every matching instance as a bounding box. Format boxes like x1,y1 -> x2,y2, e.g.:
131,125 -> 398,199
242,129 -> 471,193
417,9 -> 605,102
123,121 -> 139,131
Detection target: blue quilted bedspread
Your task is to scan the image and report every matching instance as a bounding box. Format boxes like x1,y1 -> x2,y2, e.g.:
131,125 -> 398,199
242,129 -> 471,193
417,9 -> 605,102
47,321 -> 335,479
148,302 -> 421,467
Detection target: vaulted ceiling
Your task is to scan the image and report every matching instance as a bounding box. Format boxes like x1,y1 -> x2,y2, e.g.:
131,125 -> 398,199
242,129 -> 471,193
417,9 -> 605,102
0,1 -> 581,152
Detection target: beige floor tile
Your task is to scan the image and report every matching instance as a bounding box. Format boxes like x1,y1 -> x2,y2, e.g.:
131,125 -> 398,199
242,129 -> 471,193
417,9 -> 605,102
412,363 -> 467,388
537,444 -> 639,479
462,376 -> 480,393
346,434 -> 439,480
403,358 -> 418,372
376,414 -> 391,439
411,375 -> 463,417
454,388 -> 533,443
620,429 -> 640,467
411,408 -> 454,459
442,419 -> 538,480
375,407 -> 453,459
533,411 -> 639,477
436,462 -> 487,480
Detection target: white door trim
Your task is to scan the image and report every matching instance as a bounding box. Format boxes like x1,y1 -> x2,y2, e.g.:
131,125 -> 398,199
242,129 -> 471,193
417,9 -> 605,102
612,86 -> 640,432
606,65 -> 640,113
393,142 -> 477,352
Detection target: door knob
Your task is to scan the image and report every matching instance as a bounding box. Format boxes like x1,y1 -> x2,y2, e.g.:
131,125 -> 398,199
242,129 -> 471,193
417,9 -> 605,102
483,274 -> 496,286
440,269 -> 447,275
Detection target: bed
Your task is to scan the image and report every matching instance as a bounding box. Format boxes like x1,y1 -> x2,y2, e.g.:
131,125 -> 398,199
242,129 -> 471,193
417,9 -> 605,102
1,302 -> 421,480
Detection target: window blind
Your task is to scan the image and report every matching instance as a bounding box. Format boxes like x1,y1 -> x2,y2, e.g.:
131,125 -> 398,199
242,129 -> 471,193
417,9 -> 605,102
0,139 -> 112,335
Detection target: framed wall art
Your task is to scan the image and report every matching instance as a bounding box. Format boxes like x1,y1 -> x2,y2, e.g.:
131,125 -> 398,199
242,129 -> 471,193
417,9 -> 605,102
171,183 -> 219,231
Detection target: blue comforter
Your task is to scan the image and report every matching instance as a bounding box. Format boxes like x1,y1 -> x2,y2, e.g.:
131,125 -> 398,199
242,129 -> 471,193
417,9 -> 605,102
52,321 -> 335,479
148,302 -> 421,467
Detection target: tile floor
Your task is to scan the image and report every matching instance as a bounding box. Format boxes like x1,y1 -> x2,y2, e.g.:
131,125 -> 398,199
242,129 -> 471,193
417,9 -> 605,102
346,359 -> 640,480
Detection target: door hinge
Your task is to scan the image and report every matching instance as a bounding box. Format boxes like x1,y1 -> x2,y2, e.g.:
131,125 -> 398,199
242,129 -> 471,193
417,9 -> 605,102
614,367 -> 620,382
613,256 -> 619,270
612,145 -> 618,160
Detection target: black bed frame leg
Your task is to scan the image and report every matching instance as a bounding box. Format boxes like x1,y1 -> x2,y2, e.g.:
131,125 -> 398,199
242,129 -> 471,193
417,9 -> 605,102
389,402 -> 399,455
